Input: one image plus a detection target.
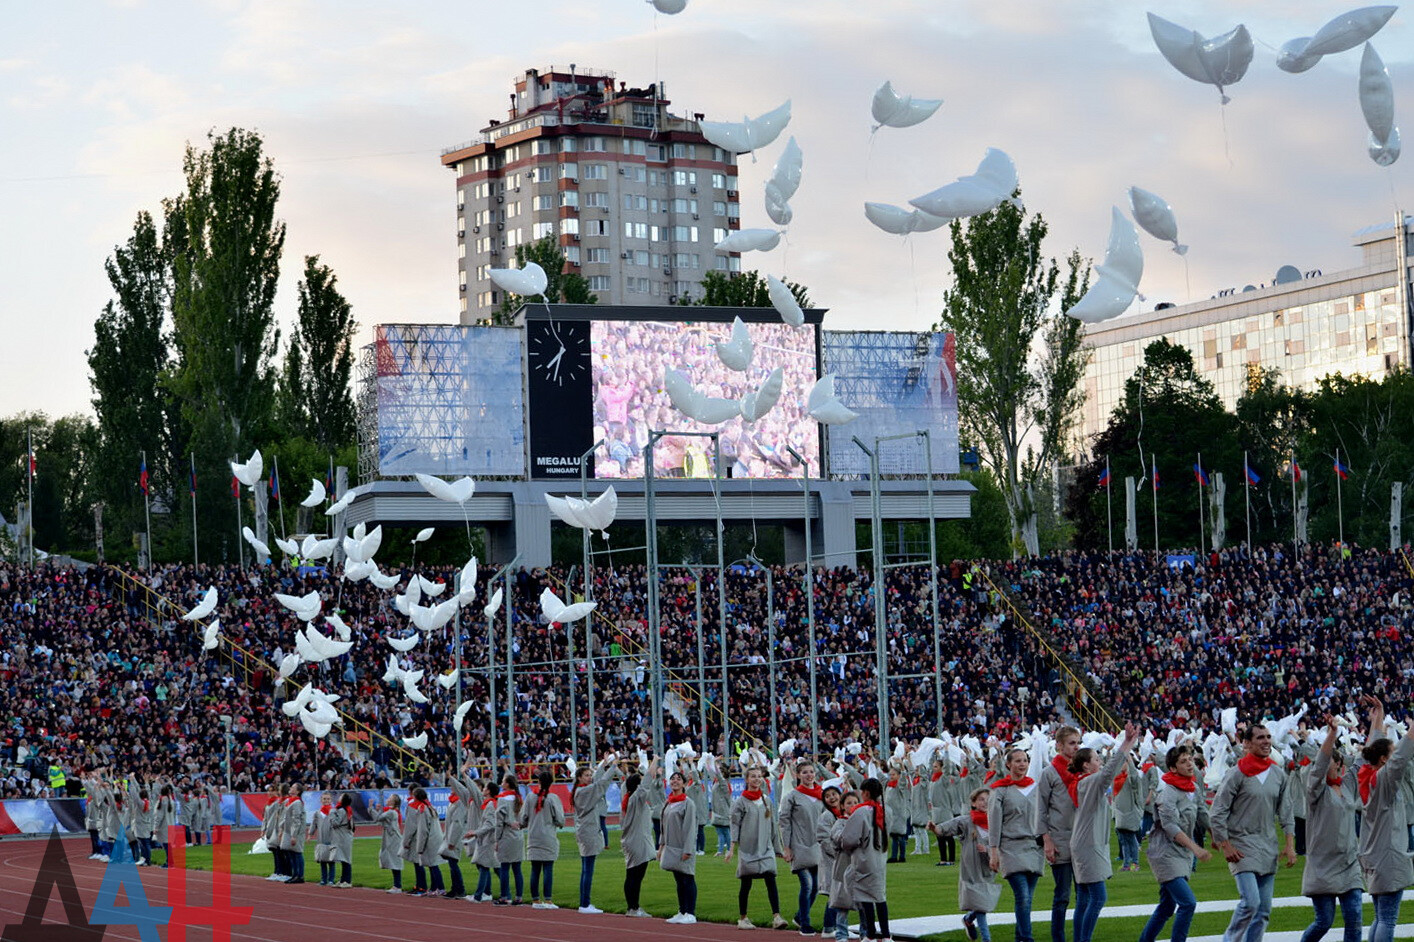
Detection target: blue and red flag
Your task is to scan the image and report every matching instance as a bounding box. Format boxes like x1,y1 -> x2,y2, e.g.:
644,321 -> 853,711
269,466 -> 280,502
324,458 -> 334,497
139,457 -> 149,496
1244,463 -> 1260,486
1292,460 -> 1304,483
1098,466 -> 1111,488
1193,463 -> 1209,487
1333,458 -> 1351,480
189,465 -> 198,496
1152,467 -> 1161,490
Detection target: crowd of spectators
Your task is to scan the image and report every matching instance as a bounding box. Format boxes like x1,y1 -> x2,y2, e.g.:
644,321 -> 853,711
0,540 -> 1408,799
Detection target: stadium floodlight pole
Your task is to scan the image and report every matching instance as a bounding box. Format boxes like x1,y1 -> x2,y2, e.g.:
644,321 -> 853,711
565,564 -> 579,761
486,553 -> 522,772
645,429 -> 721,760
578,439 -> 603,763
852,436 -> 889,758
919,430 -> 942,738
683,563 -> 709,756
454,568 -> 464,773
747,554 -> 778,755
190,453 -> 199,566
785,445 -> 819,760
141,450 -> 152,571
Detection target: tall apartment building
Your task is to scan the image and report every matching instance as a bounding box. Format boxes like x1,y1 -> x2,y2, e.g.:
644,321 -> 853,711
441,66 -> 743,322
1078,215 -> 1414,444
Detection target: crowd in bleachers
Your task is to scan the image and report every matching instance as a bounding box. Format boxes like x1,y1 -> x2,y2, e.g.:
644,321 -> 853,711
0,541 -> 1410,796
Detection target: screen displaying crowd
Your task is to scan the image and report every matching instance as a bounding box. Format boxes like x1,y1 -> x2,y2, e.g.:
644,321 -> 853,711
590,319 -> 820,479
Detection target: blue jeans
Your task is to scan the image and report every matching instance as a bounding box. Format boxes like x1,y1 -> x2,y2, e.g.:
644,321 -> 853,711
447,860 -> 464,896
474,865 -> 492,898
497,861 -> 523,900
579,854 -> 597,908
715,825 -> 731,854
1117,829 -> 1141,867
1073,880 -> 1107,942
965,911 -> 993,942
697,825 -> 706,853
1139,876 -> 1197,942
889,833 -> 906,861
1300,888 -> 1362,942
530,860 -> 554,900
1371,891 -> 1404,942
599,816 -> 608,848
1006,871 -> 1040,942
1141,810 -> 1154,840
1050,861 -> 1073,942
830,908 -> 850,942
1224,871 -> 1275,942
795,866 -> 818,930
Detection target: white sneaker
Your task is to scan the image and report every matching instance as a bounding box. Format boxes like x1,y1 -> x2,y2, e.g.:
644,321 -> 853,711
96,855 -> 110,863
337,882 -> 352,888
738,918 -> 756,930
531,902 -> 549,910
541,902 -> 559,910
628,908 -> 652,918
667,914 -> 685,924
696,850 -> 705,856
579,905 -> 604,914
679,914 -> 697,925
386,887 -> 401,894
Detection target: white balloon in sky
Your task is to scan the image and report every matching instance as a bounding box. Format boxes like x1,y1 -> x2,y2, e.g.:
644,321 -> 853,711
870,81 -> 943,129
1127,187 -> 1187,255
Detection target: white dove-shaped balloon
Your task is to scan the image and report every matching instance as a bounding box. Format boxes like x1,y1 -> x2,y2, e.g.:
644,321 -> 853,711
1303,5 -> 1396,58
453,701 -> 475,732
715,317 -> 754,372
458,558 -> 478,605
325,613 -> 351,642
277,652 -> 302,681
387,632 -> 420,653
864,202 -> 951,236
381,654 -> 403,685
324,484 -> 369,516
230,450 -> 263,489
299,711 -> 333,739
402,672 -> 429,704
1146,13 -> 1253,104
540,587 -> 598,625
436,671 -> 459,690
412,527 -> 435,543
183,587 -> 219,622
394,579 -> 422,617
715,228 -> 782,254
807,375 -> 859,426
769,136 -> 803,201
202,621 -> 220,651
649,0 -> 687,14
300,479 -> 326,508
415,473 -> 475,504
274,591 -> 322,622
1065,208 -> 1145,324
275,537 -> 300,557
767,275 -> 805,328
401,732 -> 428,750
368,564 -> 400,591
739,367 -> 784,424
488,261 -> 548,299
545,489 -> 618,534
909,148 -> 1018,219
1127,187 -> 1187,255
871,80 -> 943,130
417,575 -> 447,597
241,527 -> 271,562
483,587 -> 504,619
1360,43 -> 1397,157
699,100 -> 791,155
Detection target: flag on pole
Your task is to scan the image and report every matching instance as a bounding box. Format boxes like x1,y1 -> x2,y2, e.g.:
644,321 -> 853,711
1098,465 -> 1111,488
269,466 -> 280,502
324,458 -> 334,497
1333,457 -> 1351,480
139,457 -> 149,496
1292,460 -> 1304,483
1244,462 -> 1260,486
1152,467 -> 1161,490
1193,463 -> 1209,487
189,464 -> 198,496
231,474 -> 240,498
26,451 -> 36,480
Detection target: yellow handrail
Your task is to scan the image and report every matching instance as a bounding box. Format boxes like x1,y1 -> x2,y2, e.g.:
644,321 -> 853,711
977,566 -> 1122,733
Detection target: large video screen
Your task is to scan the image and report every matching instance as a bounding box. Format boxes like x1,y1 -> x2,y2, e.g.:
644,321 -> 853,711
590,319 -> 820,478
374,324 -> 525,477
823,331 -> 959,476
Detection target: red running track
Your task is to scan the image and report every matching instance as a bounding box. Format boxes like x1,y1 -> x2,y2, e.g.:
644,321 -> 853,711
0,835 -> 745,942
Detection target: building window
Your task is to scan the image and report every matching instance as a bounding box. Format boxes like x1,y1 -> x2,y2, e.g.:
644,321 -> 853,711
531,166 -> 553,183
563,217 -> 580,235
713,201 -> 727,216
627,139 -> 646,156
560,138 -> 577,153
673,253 -> 700,269
713,227 -> 728,244
647,144 -> 666,162
476,290 -> 500,307
560,162 -> 579,179
670,143 -> 697,159
560,190 -> 579,208
533,194 -> 555,211
582,136 -> 606,152
624,222 -> 649,240
535,140 -> 554,155
533,221 -> 556,240
564,245 -> 580,263
672,198 -> 699,214
634,250 -> 651,266
588,276 -> 612,291
586,219 -> 609,236
587,248 -> 611,263
585,191 -> 609,208
711,173 -> 726,189
583,164 -> 608,180
672,170 -> 697,186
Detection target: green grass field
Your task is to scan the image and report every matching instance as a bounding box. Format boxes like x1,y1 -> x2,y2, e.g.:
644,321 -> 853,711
182,831 -> 1414,939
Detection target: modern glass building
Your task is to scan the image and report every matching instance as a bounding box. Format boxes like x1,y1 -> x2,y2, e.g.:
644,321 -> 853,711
1079,215 -> 1414,443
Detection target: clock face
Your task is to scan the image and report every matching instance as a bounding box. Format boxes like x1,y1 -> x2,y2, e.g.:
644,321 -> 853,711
529,319 -> 588,386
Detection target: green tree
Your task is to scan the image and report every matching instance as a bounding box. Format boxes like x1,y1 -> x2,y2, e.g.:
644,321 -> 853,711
1233,366 -> 1312,544
169,127 -> 285,561
685,270 -> 810,308
279,255 -> 357,451
0,413 -> 99,556
936,195 -> 1089,556
493,236 -> 597,323
88,208 -> 181,551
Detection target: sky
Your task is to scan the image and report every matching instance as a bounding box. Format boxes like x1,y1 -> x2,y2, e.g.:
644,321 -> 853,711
2,0 -> 1409,419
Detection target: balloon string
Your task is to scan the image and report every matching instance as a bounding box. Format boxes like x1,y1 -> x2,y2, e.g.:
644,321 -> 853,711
1183,254 -> 1192,305
865,129 -> 876,186
1220,104 -> 1233,169
908,235 -> 920,320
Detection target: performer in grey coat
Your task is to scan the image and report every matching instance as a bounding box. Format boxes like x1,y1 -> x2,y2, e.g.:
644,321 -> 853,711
373,795 -> 405,893
154,783 -> 177,869
988,748 -> 1042,942
1356,696 -> 1414,942
1069,724 -> 1140,942
620,758 -> 658,918
929,758 -> 959,865
935,787 -> 1003,941
1299,717 -> 1361,942
1037,725 -> 1081,942
779,759 -> 825,933
440,770 -> 478,899
570,754 -> 616,913
401,786 -> 446,895
728,764 -> 788,930
522,771 -> 565,909
883,766 -> 908,863
471,791 -> 499,900
709,755 -> 733,855
278,786 -> 307,884
311,794 -> 336,886
659,770 -> 699,924
1138,746 -> 1211,942
260,786 -> 285,881
1112,755 -> 1143,871
329,794 -> 355,888
816,786 -> 848,938
1210,724 -> 1297,942
492,774 -> 524,904
839,777 -> 890,942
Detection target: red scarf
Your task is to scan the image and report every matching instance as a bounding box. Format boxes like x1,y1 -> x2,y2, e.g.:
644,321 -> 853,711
970,809 -> 990,830
1141,762 -> 1155,773
1358,765 -> 1379,804
855,799 -> 885,831
497,790 -> 517,801
960,767 -> 969,778
536,790 -> 550,812
621,790 -> 635,813
886,780 -> 899,789
1236,755 -> 1276,777
1051,755 -> 1077,787
1112,771 -> 1128,796
480,797 -> 496,812
383,803 -> 402,827
284,796 -> 300,806
741,789 -> 764,802
796,784 -> 823,801
984,770 -> 997,783
930,771 -> 944,782
142,799 -> 150,813
1161,772 -> 1196,793
408,799 -> 428,812
911,776 -> 921,787
1327,773 -> 1344,790
667,792 -> 687,804
448,793 -> 460,804
1066,773 -> 1086,807
989,776 -> 1034,790
319,804 -> 332,816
